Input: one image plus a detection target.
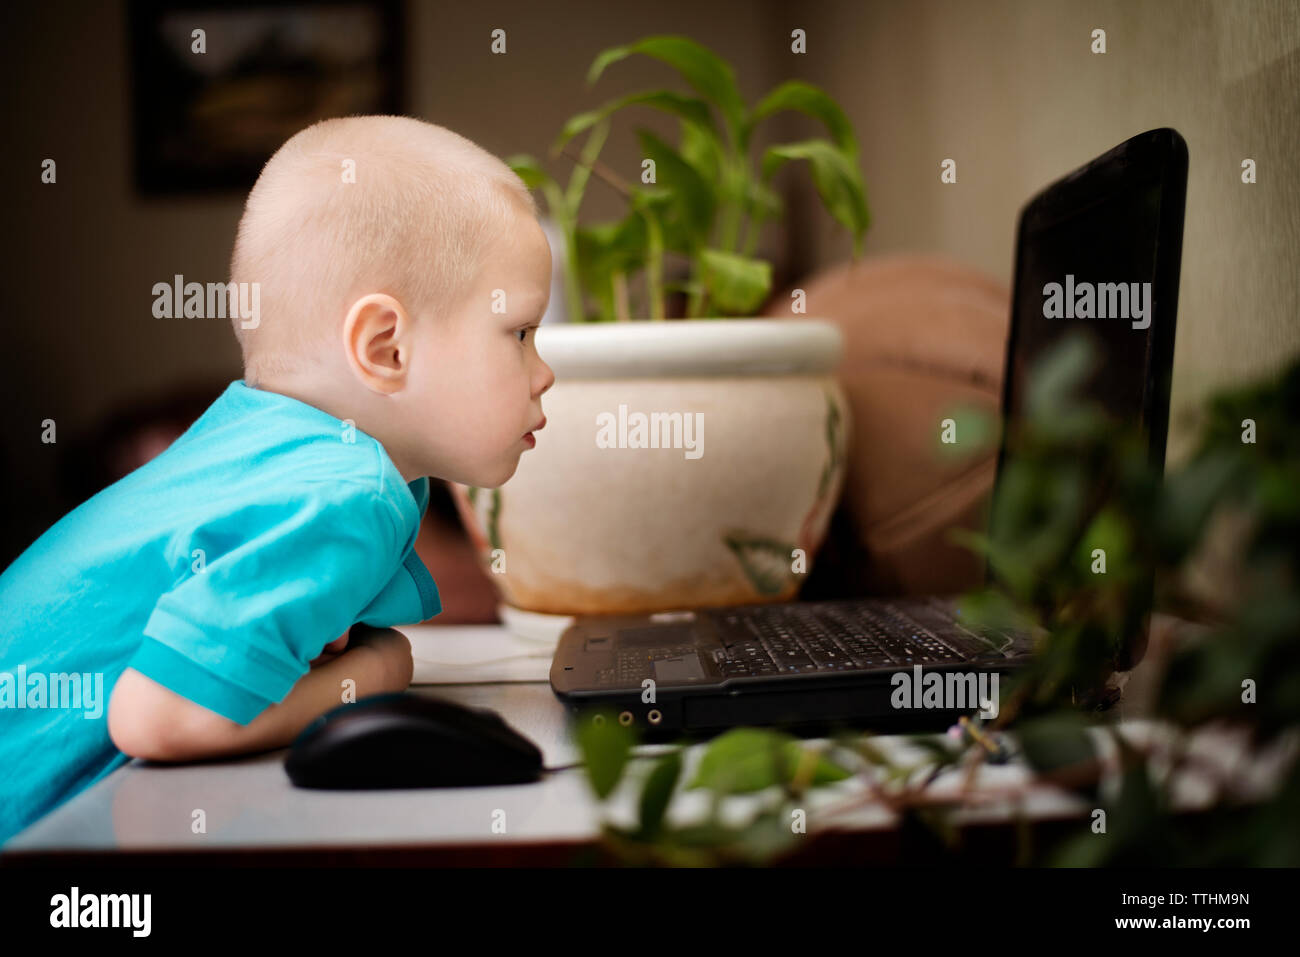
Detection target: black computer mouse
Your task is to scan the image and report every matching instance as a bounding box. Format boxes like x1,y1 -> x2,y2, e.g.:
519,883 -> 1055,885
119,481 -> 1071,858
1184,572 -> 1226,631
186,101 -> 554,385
285,692 -> 543,789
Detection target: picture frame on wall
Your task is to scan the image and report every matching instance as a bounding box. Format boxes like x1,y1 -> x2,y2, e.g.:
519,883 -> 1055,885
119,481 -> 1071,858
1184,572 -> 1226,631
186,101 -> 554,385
128,0 -> 405,194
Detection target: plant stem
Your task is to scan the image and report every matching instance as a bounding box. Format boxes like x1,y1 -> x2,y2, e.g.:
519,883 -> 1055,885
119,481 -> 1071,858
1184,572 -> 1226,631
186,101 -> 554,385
718,157 -> 746,253
719,192 -> 741,253
612,270 -> 630,322
560,141 -> 633,199
741,210 -> 765,258
557,210 -> 586,324
643,209 -> 664,320
566,122 -> 612,207
557,128 -> 622,323
685,266 -> 705,318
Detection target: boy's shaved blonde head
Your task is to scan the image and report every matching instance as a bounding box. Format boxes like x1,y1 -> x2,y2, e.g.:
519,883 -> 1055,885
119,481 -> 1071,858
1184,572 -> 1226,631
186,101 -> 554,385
230,115 -> 537,384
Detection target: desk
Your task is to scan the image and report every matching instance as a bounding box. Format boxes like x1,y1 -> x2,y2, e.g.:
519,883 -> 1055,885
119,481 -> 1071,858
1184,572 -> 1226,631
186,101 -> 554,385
1,620 -> 1259,866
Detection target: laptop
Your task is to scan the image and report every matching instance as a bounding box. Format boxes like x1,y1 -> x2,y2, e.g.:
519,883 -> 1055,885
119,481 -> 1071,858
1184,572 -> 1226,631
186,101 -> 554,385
549,128 -> 1189,739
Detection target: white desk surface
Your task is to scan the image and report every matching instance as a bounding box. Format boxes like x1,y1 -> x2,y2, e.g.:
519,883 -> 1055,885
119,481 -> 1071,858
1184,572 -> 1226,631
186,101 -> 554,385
5,624 -> 1266,855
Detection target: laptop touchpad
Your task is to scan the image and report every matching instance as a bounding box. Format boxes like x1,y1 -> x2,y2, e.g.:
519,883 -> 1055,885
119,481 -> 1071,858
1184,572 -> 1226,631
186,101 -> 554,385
653,654 -> 707,683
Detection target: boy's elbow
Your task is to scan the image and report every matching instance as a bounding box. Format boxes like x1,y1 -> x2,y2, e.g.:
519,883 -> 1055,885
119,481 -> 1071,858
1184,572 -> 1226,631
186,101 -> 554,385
108,668 -> 242,761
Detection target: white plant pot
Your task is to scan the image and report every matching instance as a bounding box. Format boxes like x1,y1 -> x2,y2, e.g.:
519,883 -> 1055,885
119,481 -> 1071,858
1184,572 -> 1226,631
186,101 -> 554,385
450,318 -> 850,617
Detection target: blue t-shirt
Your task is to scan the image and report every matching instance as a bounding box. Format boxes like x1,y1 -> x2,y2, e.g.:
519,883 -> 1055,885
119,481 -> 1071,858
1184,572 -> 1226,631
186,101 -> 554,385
0,380 -> 441,844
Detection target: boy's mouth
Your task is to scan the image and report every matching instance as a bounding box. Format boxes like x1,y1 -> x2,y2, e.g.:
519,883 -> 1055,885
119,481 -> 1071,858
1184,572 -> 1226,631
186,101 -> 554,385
522,415 -> 546,448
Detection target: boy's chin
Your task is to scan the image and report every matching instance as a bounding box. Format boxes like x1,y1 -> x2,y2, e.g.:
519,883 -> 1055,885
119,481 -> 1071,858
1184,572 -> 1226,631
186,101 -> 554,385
468,457 -> 521,489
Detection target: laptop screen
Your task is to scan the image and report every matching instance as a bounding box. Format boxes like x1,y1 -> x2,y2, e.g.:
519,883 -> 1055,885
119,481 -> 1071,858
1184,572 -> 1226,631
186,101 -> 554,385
999,129 -> 1187,474
986,130 -> 1188,653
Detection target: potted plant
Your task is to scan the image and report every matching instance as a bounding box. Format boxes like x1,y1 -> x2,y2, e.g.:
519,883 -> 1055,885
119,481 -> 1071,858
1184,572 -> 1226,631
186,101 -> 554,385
450,34 -> 870,624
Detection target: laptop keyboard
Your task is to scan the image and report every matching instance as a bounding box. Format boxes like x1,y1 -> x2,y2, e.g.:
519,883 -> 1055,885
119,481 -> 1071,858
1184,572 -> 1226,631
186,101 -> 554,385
606,603 -> 972,686
713,603 -> 970,676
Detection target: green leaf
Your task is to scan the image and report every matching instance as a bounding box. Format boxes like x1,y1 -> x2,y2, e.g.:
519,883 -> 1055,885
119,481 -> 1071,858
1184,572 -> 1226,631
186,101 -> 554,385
1154,450 -> 1242,556
485,488 -> 502,552
637,749 -> 682,839
731,809 -> 801,864
504,153 -> 558,193
669,821 -> 743,847
744,176 -> 783,222
760,139 -> 870,256
574,213 -> 648,299
550,109 -> 608,156
1023,333 -> 1100,432
688,728 -> 793,793
1016,713 -> 1096,781
698,248 -> 772,315
746,80 -> 859,160
575,708 -> 637,799
687,728 -> 851,794
1076,506 -> 1130,576
907,806 -> 961,850
722,530 -> 795,595
787,742 -> 854,787
1048,827 -> 1114,867
551,90 -> 719,156
587,34 -> 747,146
843,734 -> 892,767
985,458 -> 1093,595
936,404 -> 998,460
679,115 -> 724,186
907,733 -> 961,768
505,154 -> 569,226
634,127 -> 716,247
662,279 -> 705,296
947,589 -> 1040,642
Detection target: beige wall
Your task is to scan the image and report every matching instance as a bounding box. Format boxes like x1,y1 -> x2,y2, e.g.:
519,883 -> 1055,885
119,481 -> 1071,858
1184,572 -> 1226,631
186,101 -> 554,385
3,0 -> 1297,555
791,0 -> 1300,463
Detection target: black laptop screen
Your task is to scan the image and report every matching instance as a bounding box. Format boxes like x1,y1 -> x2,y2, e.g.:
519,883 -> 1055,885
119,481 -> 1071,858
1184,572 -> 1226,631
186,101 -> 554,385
987,130 -> 1188,639
1002,169 -> 1173,454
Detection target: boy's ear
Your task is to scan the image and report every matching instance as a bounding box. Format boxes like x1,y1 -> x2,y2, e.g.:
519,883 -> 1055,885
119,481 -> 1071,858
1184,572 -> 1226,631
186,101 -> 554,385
342,293 -> 412,395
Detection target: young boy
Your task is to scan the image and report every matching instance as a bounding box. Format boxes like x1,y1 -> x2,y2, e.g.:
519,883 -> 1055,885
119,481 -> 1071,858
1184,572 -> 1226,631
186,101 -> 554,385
0,115 -> 555,844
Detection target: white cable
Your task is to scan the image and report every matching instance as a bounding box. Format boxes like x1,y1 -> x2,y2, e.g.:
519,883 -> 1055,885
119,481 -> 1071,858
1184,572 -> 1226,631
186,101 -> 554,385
412,653 -> 554,668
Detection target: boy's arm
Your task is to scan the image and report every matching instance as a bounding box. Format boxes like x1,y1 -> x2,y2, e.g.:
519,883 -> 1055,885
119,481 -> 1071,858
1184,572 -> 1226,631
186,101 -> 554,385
108,625 -> 414,762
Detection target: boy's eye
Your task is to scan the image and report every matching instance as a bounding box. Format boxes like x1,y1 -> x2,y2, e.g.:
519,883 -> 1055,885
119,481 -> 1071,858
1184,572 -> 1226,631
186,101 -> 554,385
516,326 -> 534,343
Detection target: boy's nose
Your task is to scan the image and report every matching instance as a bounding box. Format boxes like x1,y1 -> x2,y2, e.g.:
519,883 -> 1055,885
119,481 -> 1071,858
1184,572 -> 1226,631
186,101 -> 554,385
534,358 -> 555,397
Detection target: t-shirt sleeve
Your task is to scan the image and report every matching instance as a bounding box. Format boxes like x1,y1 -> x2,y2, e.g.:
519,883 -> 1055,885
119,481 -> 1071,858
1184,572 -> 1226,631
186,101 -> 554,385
356,550 -> 442,627
126,481 -> 404,725
411,476 -> 431,521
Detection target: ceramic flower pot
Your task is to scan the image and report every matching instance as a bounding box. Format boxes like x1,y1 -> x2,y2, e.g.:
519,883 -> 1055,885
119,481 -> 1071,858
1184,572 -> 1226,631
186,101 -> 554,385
449,318 -> 849,617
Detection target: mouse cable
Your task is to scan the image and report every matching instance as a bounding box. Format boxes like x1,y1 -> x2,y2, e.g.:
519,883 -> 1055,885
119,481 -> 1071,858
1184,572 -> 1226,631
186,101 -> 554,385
412,653 -> 554,668
543,745 -> 678,775
542,761 -> 585,773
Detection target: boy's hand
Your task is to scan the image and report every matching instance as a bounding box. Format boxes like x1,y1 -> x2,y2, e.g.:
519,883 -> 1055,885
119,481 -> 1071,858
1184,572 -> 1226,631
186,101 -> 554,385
344,624 -> 414,690
308,629 -> 351,668
309,626 -> 414,690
